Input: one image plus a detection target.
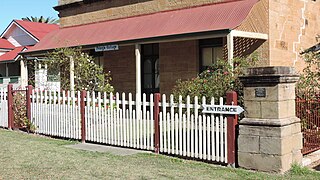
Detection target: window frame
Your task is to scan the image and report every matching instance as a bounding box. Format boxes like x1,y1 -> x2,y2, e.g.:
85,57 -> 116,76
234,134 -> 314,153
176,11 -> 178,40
199,38 -> 223,73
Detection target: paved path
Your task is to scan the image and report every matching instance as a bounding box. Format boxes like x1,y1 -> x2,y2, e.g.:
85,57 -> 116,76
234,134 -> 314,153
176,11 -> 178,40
65,143 -> 152,156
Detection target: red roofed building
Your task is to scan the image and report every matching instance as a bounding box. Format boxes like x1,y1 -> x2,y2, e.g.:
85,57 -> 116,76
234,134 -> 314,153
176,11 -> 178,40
23,0 -> 319,95
0,20 -> 58,88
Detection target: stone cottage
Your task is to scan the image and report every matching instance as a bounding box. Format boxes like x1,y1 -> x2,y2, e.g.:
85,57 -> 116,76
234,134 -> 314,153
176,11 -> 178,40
23,0 -> 320,95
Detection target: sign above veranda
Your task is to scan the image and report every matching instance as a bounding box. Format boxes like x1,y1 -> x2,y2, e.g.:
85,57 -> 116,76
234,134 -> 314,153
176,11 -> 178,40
95,45 -> 119,52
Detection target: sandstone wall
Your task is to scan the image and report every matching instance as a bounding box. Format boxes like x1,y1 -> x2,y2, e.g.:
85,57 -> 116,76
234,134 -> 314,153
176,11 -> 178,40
268,0 -> 320,72
57,0 -> 230,28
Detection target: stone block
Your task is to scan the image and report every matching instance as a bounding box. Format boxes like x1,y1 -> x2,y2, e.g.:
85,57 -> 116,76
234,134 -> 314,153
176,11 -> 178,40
261,101 -> 280,119
238,152 -> 293,173
238,135 -> 260,153
244,101 -> 261,118
278,84 -> 296,100
292,149 -> 303,165
291,132 -> 303,150
261,101 -> 295,119
291,122 -> 302,134
260,136 -> 292,155
239,124 -> 294,138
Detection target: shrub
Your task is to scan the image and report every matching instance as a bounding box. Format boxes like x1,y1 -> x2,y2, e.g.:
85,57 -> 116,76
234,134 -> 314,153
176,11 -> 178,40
172,55 -> 258,105
46,47 -> 114,93
12,92 -> 36,133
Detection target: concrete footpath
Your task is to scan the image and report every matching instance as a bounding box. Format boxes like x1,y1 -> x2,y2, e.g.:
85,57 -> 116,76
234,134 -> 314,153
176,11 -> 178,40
65,143 -> 152,156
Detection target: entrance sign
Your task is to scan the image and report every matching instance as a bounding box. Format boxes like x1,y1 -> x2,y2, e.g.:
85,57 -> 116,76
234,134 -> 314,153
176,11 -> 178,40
95,45 -> 119,52
202,104 -> 244,115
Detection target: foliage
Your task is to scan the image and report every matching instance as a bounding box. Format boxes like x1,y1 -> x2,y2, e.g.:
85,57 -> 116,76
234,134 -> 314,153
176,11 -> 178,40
172,55 -> 258,104
46,47 -> 114,93
296,52 -> 320,131
12,92 -> 36,133
21,16 -> 59,24
290,163 -> 314,176
26,60 -> 36,86
296,52 -> 320,99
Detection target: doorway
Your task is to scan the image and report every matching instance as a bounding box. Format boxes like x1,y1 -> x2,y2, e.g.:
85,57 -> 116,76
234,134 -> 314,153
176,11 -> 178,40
141,43 -> 160,95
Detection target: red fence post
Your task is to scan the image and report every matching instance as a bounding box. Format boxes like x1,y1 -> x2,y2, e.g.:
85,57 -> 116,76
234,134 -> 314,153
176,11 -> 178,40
80,90 -> 86,143
154,93 -> 161,153
26,85 -> 33,122
226,91 -> 238,167
7,84 -> 13,129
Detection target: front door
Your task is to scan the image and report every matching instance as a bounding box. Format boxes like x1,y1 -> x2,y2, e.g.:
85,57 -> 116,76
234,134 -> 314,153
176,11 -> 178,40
142,44 -> 160,95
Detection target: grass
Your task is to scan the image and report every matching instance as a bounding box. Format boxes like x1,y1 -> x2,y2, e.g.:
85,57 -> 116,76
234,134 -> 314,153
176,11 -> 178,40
0,129 -> 319,179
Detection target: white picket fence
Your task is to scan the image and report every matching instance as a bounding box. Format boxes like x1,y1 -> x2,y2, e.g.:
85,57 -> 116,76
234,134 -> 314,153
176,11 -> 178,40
159,95 -> 228,163
0,89 -> 8,128
85,92 -> 154,150
31,90 -> 81,139
30,89 -> 233,164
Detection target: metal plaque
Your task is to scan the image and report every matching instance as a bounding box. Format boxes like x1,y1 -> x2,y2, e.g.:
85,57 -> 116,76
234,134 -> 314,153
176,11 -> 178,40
255,88 -> 266,98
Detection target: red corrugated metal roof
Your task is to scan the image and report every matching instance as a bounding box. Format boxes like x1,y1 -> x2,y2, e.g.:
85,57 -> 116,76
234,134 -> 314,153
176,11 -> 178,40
14,20 -> 59,40
0,38 -> 14,49
26,0 -> 258,54
0,46 -> 27,62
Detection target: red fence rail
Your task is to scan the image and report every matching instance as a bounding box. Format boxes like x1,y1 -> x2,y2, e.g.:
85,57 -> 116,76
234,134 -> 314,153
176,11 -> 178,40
296,94 -> 320,155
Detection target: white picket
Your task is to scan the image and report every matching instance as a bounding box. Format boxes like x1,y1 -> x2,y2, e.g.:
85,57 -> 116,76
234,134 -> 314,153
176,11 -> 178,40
202,97 -> 206,160
179,112 -> 182,156
199,115 -> 203,159
0,90 -> 8,128
133,109 -> 136,148
128,93 -> 133,147
207,115 -> 211,161
220,97 -> 224,162
182,114 -> 186,156
170,95 -> 175,154
121,93 -> 125,146
224,117 -> 228,163
142,94 -> 146,149
186,96 -> 190,157
102,92 -> 107,144
203,115 -> 207,160
150,94 -> 154,150
191,114 -> 194,158
29,89 -> 233,164
77,91 -> 81,139
162,94 -> 167,153
215,116 -> 220,162
167,112 -> 171,154
116,93 -> 120,146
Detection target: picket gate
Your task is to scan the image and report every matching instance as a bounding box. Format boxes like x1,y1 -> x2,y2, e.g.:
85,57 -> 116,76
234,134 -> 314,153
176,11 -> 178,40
31,90 -> 81,139
159,95 -> 228,163
85,92 -> 154,150
0,89 -> 8,128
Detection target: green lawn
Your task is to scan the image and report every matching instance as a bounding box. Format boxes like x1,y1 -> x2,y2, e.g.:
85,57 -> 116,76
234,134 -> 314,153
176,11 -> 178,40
0,129 -> 319,179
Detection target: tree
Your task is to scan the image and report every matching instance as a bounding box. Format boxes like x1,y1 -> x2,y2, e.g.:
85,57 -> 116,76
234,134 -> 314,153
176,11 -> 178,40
46,47 -> 114,93
297,51 -> 320,99
21,16 -> 59,24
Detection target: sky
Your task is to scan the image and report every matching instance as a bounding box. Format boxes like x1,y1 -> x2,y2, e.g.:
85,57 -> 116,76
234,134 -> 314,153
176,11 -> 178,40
0,0 -> 59,33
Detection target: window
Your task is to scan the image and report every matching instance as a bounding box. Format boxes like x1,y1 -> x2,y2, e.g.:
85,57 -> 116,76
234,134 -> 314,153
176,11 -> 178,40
142,43 -> 160,94
199,38 -> 223,72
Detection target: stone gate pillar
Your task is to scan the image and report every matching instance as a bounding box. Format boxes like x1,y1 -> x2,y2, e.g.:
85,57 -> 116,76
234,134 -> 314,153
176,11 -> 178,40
238,66 -> 302,173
